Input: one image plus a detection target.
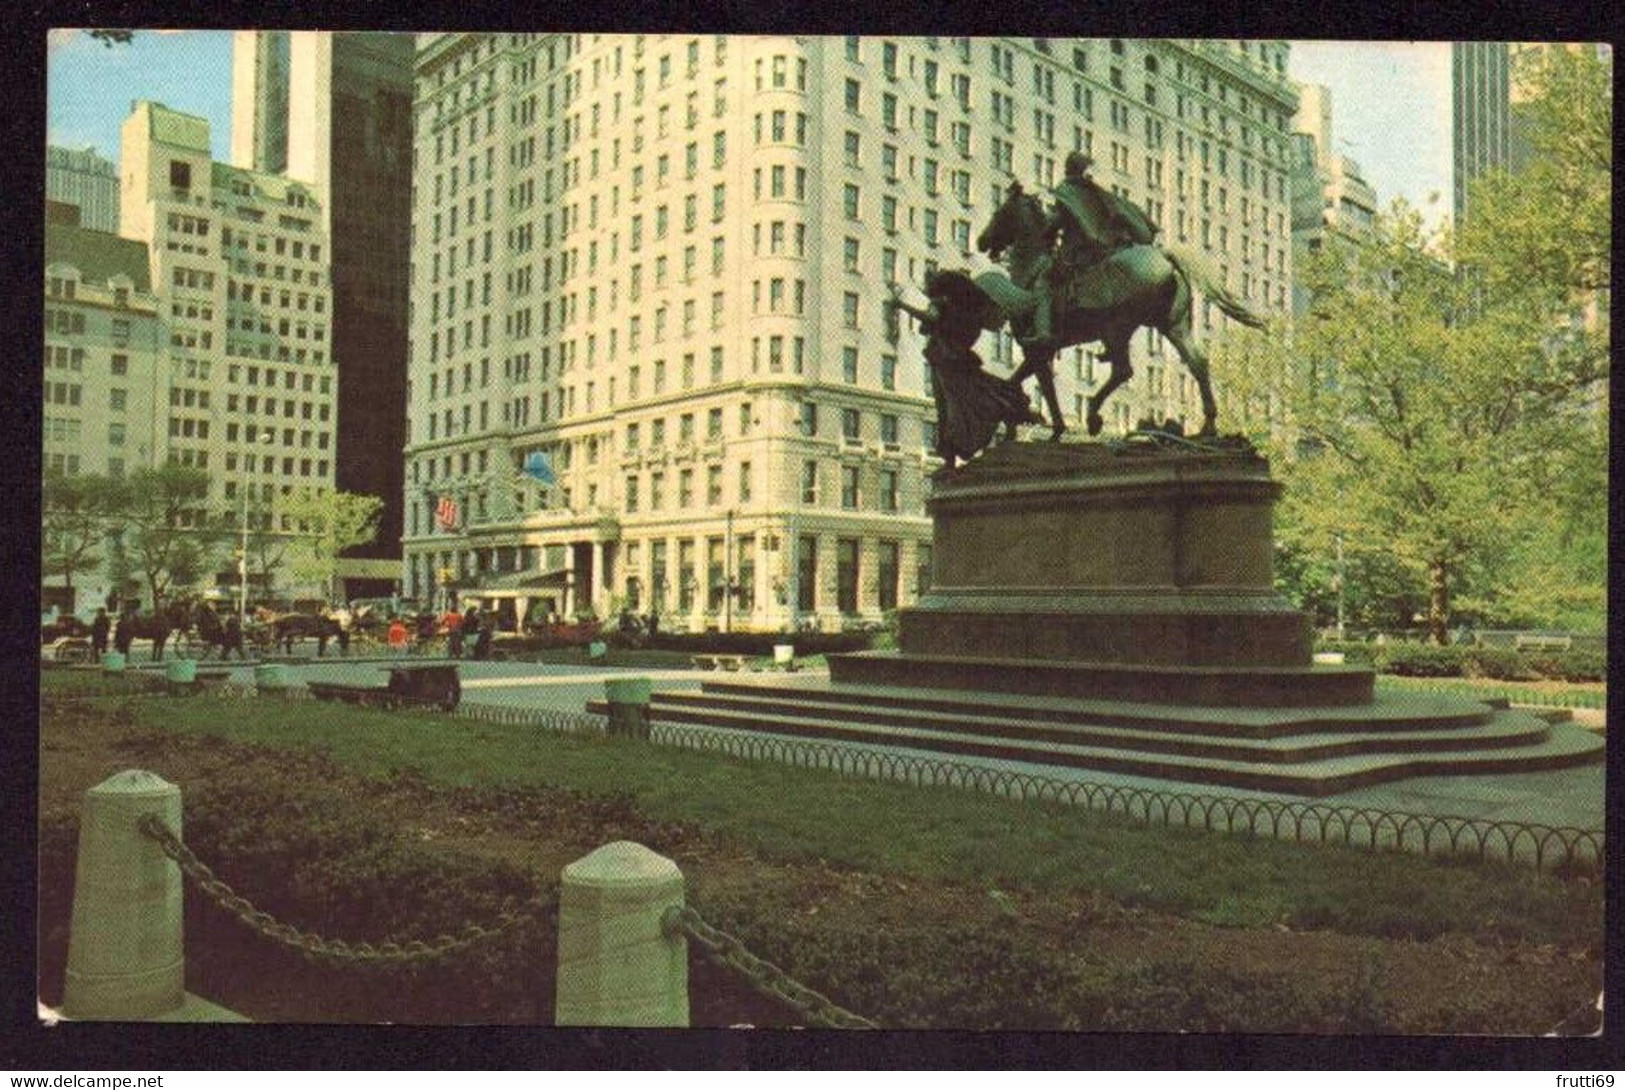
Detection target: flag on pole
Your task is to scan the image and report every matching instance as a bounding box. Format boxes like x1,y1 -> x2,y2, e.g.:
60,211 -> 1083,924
435,495 -> 459,531
522,451 -> 556,486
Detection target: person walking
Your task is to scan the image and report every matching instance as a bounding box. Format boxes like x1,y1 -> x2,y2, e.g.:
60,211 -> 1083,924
446,608 -> 465,659
387,617 -> 408,656
462,605 -> 481,657
114,604 -> 137,656
473,611 -> 495,661
222,613 -> 244,661
90,608 -> 110,658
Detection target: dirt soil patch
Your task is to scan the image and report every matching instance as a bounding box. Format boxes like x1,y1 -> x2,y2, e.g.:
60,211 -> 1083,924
38,690 -> 1601,1031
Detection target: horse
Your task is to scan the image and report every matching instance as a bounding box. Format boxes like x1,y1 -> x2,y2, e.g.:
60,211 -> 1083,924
112,601 -> 187,662
187,602 -> 246,660
974,183 -> 1266,437
270,611 -> 345,656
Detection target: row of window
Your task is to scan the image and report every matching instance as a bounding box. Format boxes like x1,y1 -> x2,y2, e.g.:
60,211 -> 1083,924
225,363 -> 332,395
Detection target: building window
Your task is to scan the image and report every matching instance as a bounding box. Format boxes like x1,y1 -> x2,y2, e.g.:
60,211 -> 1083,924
878,541 -> 900,610
169,160 -> 191,189
841,408 -> 860,441
836,538 -> 859,614
801,460 -> 818,503
797,536 -> 817,612
879,469 -> 899,512
842,347 -> 859,384
738,461 -> 752,503
841,466 -> 859,509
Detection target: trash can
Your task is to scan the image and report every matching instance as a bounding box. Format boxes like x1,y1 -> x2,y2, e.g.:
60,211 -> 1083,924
255,663 -> 291,692
588,641 -> 608,662
165,658 -> 197,695
604,676 -> 652,740
773,644 -> 795,668
101,652 -> 126,673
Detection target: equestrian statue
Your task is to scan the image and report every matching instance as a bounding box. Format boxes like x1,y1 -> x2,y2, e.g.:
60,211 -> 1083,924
975,151 -> 1266,438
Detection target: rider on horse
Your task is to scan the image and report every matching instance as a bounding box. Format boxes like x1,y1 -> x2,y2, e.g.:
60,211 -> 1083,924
1033,151 -> 1158,349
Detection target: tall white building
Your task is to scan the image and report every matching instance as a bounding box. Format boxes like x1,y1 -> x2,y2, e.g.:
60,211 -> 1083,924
1289,83 -> 1379,315
46,146 -> 121,233
403,35 -> 1298,632
119,100 -> 337,536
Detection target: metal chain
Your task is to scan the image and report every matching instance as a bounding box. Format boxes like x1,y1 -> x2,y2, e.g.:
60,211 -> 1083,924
663,904 -> 878,1030
138,814 -> 555,967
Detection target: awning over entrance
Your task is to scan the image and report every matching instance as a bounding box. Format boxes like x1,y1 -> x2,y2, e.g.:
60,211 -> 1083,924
336,558 -> 405,579
469,568 -> 571,596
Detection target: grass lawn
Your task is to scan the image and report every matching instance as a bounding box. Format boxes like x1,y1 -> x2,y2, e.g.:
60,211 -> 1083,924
38,669 -> 1603,1030
44,669 -> 1598,943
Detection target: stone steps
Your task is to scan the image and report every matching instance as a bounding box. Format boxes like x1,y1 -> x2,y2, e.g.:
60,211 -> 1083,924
643,689 -> 1544,764
696,677 -> 1492,738
585,679 -> 1605,797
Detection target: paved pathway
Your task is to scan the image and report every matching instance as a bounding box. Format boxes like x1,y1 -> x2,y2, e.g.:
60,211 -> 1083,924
115,650 -> 1604,834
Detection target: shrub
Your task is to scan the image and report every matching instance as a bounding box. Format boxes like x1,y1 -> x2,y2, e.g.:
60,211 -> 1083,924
1312,638 -> 1377,665
1373,643 -> 1465,677
643,631 -> 876,656
1462,646 -> 1538,681
1528,649 -> 1606,684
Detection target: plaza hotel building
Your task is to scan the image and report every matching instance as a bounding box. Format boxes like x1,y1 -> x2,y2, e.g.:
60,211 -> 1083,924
403,35 -> 1298,631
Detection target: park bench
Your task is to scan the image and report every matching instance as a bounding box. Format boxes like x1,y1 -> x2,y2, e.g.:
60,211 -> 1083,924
307,664 -> 462,711
1513,634 -> 1572,653
691,654 -> 747,672
41,638 -> 93,665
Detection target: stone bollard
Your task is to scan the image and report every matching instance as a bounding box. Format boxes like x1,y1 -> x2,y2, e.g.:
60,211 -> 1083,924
555,841 -> 688,1027
63,771 -> 185,1020
773,644 -> 795,670
604,676 -> 652,739
101,652 -> 126,673
588,641 -> 608,662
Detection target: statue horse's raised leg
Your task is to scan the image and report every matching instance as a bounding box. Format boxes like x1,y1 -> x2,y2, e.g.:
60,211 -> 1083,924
1011,342 -> 1065,440
1086,338 -> 1134,437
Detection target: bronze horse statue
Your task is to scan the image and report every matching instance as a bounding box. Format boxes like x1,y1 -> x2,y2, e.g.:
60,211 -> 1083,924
974,183 -> 1266,437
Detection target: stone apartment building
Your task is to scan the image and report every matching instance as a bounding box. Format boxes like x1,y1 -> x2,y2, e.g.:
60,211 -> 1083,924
402,34 -> 1298,631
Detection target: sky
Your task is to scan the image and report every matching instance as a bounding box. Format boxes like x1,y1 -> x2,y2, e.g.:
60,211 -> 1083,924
46,31 -> 1454,229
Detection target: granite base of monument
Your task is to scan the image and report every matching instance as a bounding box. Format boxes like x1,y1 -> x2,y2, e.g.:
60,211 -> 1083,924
601,439 -> 1602,796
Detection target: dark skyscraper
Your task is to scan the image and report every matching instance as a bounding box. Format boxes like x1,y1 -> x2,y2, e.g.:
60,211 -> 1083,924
233,32 -> 414,590
1451,42 -> 1512,223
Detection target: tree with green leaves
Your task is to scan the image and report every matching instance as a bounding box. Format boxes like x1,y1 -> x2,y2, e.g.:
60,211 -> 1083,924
123,463 -> 223,610
1287,199 -> 1603,642
1270,46 -> 1610,641
280,488 -> 383,602
42,469 -> 124,610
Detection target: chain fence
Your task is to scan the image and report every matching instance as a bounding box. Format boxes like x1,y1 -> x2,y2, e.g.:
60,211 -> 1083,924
71,665 -> 1606,877
663,905 -> 878,1030
135,811 -> 875,1027
138,813 -> 556,967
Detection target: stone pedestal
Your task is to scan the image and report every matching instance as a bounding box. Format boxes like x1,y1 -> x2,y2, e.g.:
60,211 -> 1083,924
836,438 -> 1356,707
904,439 -> 1309,666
